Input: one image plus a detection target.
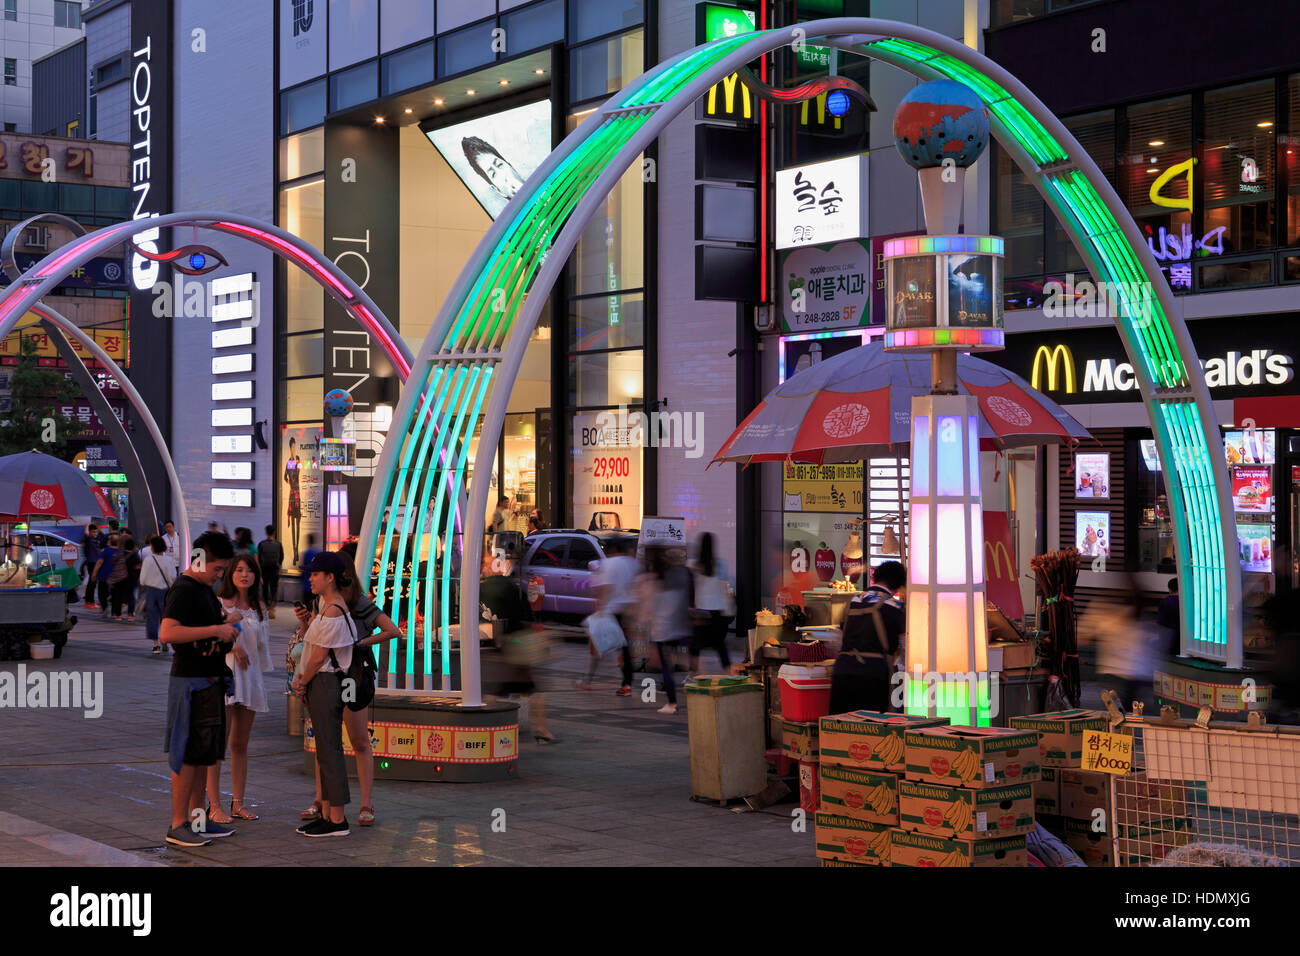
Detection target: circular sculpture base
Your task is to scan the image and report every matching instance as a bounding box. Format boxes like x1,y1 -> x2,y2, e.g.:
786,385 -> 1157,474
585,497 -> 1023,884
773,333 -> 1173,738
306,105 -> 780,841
303,693 -> 521,782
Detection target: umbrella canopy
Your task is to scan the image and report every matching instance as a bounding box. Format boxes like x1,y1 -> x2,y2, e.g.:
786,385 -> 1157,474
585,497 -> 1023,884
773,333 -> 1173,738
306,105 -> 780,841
0,450 -> 115,521
713,342 -> 1092,465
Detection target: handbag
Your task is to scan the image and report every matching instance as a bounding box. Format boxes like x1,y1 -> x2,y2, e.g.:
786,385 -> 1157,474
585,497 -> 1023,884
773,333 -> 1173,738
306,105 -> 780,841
501,624 -> 547,667
326,603 -> 376,712
584,611 -> 626,655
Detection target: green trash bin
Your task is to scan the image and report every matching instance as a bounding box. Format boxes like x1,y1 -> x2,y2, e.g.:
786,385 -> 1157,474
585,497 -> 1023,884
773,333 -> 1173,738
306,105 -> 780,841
685,676 -> 767,802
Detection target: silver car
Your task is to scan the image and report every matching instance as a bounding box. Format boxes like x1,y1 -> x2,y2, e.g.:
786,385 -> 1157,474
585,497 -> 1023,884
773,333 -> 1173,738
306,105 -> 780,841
522,530 -> 638,617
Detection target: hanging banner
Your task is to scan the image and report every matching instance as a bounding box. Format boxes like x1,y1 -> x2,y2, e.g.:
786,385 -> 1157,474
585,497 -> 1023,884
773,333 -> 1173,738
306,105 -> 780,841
782,462 -> 863,514
279,425 -> 325,570
982,510 -> 1023,619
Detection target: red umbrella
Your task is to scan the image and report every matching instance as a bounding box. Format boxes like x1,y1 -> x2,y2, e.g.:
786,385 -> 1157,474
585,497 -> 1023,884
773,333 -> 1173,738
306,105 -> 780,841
713,342 -> 1090,465
0,450 -> 115,521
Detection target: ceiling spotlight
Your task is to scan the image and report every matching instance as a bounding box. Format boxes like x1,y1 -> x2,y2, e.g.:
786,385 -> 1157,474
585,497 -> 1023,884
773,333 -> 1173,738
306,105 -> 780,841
1258,121 -> 1275,128
404,107 -> 413,114
434,98 -> 444,106
1148,140 -> 1164,147
534,68 -> 545,75
374,116 -> 385,124
466,88 -> 476,96
499,78 -> 510,86
1146,167 -> 1158,173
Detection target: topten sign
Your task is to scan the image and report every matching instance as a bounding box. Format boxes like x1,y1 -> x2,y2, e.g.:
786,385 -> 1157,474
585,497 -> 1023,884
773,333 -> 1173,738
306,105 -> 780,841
1030,343 -> 1295,395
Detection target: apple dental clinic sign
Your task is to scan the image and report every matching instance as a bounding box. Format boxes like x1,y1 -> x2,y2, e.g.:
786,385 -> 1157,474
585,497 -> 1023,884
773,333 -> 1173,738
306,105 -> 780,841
994,319 -> 1299,404
775,154 -> 869,250
779,239 -> 871,332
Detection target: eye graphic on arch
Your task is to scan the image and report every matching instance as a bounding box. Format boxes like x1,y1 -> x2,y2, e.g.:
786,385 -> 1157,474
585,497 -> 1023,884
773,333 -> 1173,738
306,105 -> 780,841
128,241 -> 229,275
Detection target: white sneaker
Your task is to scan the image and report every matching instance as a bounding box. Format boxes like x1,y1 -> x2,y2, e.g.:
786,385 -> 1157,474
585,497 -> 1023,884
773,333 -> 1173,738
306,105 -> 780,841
657,703 -> 678,715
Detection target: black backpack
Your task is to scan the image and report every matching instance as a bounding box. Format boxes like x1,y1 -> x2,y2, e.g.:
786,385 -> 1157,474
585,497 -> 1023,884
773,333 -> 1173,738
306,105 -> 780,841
325,604 -> 376,711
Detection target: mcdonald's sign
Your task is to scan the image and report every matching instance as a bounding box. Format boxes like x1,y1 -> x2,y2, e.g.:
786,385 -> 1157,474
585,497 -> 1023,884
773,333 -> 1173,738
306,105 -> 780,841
984,539 -> 1016,582
1031,344 -> 1076,393
705,73 -> 753,120
983,511 -> 1023,618
698,3 -> 757,123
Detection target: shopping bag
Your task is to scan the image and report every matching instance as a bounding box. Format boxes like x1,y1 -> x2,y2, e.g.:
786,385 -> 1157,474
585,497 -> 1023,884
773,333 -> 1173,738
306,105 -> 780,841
584,611 -> 627,655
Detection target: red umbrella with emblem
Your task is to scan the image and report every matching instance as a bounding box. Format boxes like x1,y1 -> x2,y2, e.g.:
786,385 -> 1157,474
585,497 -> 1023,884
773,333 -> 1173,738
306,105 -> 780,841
0,450 -> 115,521
712,341 -> 1091,465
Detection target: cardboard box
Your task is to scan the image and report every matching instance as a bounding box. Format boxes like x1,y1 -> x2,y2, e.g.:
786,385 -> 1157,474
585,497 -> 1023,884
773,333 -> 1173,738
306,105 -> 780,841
815,812 -> 893,865
904,725 -> 1041,788
821,858 -> 873,867
889,828 -> 1028,867
819,764 -> 900,825
1064,817 -> 1114,867
819,711 -> 949,771
1010,709 -> 1106,767
1034,766 -> 1061,816
781,719 -> 819,761
899,780 -> 1035,839
988,641 -> 1037,671
798,760 -> 819,813
1060,769 -> 1110,820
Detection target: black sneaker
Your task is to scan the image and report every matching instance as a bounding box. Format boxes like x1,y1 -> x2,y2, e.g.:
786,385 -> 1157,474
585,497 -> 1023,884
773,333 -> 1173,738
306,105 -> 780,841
296,817 -> 328,835
302,818 -> 350,838
165,825 -> 212,847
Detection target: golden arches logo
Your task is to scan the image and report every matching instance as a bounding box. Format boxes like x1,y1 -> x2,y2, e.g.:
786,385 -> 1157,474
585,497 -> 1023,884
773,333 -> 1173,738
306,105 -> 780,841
705,73 -> 752,119
1031,344 -> 1075,393
984,540 -> 1015,581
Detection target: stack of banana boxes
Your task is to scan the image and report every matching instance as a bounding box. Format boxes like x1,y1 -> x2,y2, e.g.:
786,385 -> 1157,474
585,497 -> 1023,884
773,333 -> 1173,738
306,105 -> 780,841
890,724 -> 1042,866
812,711 -> 950,866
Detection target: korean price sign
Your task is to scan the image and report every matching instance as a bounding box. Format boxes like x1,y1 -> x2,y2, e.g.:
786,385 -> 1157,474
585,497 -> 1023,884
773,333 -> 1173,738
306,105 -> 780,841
1080,729 -> 1133,775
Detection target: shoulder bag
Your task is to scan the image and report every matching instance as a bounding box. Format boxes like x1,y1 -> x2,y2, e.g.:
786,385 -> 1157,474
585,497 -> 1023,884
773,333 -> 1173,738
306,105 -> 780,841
325,603 -> 376,711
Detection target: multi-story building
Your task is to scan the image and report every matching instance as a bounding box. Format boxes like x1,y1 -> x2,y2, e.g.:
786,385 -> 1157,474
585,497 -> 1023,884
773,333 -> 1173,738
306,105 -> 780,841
0,0 -> 87,133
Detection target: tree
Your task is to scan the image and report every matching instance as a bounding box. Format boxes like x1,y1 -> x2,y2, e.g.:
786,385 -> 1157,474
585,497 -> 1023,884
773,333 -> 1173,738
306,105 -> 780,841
0,335 -> 86,458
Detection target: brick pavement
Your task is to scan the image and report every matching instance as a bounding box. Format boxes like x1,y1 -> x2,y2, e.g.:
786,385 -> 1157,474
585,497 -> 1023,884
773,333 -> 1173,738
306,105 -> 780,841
0,607 -> 815,868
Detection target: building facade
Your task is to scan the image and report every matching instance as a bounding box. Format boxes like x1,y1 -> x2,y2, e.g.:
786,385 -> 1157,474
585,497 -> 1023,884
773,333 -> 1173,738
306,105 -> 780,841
0,0 -> 87,134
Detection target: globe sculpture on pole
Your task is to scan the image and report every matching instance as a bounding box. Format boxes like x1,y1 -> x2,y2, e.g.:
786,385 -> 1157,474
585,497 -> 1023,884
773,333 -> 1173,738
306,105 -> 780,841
885,80 -> 1003,726
324,388 -> 355,418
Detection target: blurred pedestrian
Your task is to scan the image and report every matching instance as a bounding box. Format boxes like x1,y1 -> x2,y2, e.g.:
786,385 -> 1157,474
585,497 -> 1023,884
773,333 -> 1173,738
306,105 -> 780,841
1085,586 -> 1158,713
482,553 -> 557,742
301,533 -> 320,602
577,536 -> 639,695
290,551 -> 358,837
82,522 -> 102,608
1156,577 -> 1180,658
119,536 -> 142,623
829,561 -> 906,714
232,527 -> 255,556
206,553 -> 273,824
141,535 -> 177,655
688,532 -> 736,676
490,496 -> 512,534
257,524 -> 283,618
638,545 -> 694,716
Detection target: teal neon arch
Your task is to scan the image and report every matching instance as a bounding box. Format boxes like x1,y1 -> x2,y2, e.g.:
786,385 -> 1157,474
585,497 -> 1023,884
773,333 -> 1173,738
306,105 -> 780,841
358,19 -> 1241,705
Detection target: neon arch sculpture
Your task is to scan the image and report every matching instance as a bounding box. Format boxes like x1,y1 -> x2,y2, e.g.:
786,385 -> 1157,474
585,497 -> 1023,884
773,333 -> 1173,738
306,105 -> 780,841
357,18 -> 1240,709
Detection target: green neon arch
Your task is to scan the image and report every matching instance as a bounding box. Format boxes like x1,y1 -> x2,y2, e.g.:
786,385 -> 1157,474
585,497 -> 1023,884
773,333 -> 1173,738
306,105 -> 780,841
358,19 -> 1241,703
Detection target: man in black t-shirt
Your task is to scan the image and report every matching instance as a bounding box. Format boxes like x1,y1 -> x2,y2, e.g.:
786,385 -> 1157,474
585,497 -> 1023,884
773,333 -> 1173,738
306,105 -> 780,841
160,531 -> 246,847
830,561 -> 906,715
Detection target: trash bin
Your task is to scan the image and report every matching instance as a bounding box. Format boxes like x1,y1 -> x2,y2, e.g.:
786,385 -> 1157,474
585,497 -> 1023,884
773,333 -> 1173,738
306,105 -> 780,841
685,675 -> 767,802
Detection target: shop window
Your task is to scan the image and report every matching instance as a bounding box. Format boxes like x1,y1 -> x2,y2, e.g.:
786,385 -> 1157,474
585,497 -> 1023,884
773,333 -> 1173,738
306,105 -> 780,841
570,0 -> 643,44
1197,255 -> 1272,290
381,40 -> 434,95
1283,75 -> 1300,245
281,79 -> 327,135
1203,81 -> 1275,255
570,292 -> 643,352
504,0 -> 564,54
280,127 -> 325,181
282,376 -> 323,423
568,349 -> 642,408
381,0 -> 435,53
1047,111 -> 1114,275
566,154 -> 643,296
278,179 -> 325,332
285,333 -> 324,377
438,20 -> 497,78
994,145 -> 1043,278
991,0 -> 1045,26
570,29 -> 643,105
329,61 -> 378,112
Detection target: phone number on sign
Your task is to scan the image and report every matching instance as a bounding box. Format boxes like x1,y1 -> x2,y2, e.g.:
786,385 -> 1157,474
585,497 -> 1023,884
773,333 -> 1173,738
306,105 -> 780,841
592,457 -> 630,478
794,310 -> 842,325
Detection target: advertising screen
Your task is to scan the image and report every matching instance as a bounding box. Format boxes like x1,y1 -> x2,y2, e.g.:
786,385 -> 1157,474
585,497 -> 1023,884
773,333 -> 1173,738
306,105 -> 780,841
1232,465 -> 1271,513
425,99 -> 553,220
1237,522 -> 1272,572
1074,453 -> 1110,499
1076,511 -> 1110,558
887,256 -> 937,328
946,254 -> 996,327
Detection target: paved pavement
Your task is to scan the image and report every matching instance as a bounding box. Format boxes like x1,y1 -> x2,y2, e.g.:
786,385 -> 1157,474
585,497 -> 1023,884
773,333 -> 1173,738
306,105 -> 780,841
0,605 -> 814,867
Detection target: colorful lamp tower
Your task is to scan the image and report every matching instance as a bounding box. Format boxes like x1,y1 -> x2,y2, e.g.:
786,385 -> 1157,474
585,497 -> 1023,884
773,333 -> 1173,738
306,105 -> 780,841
884,80 -> 1003,726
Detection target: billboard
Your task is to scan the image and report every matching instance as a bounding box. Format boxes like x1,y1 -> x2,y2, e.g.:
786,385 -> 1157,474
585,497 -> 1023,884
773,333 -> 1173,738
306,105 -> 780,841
425,99 -> 553,220
279,426 -> 324,569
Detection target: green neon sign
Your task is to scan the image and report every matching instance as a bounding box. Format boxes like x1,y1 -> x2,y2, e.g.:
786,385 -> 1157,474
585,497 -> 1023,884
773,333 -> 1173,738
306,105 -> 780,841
700,3 -> 756,43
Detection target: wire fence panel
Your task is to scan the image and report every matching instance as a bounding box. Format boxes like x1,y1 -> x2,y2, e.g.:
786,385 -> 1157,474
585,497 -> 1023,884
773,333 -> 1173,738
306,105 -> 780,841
1113,717 -> 1300,867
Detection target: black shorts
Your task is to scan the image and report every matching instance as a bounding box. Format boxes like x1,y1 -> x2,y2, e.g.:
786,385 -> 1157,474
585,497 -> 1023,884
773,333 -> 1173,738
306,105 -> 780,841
183,681 -> 228,767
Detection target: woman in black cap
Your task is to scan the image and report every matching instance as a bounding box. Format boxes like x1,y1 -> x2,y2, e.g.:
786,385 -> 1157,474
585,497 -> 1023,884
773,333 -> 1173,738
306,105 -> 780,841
290,551 -> 359,837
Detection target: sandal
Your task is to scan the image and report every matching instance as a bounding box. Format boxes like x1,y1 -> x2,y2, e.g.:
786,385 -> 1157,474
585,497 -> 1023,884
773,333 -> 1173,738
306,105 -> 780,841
359,806 -> 375,827
300,800 -> 323,821
231,801 -> 258,821
206,804 -> 233,825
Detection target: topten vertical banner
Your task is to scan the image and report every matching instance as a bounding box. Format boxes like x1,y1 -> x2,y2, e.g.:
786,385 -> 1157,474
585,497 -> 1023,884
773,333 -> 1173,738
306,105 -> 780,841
128,0 -> 172,528
324,123 -> 400,538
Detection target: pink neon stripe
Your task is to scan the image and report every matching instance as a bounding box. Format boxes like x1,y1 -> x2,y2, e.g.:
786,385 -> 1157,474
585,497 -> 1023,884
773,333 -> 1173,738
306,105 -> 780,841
352,303 -> 410,379
218,221 -> 355,301
34,221 -> 134,278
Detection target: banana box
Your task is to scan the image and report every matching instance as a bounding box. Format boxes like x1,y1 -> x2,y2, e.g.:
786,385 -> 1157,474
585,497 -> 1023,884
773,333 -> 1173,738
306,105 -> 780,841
1009,709 -> 1106,767
889,829 -> 1028,867
899,780 -> 1035,839
904,725 -> 1040,788
814,812 -> 893,865
1034,766 -> 1061,816
821,859 -> 873,867
781,719 -> 819,761
819,711 -> 949,771
1063,817 -> 1114,866
819,764 -> 900,825
1060,769 -> 1110,821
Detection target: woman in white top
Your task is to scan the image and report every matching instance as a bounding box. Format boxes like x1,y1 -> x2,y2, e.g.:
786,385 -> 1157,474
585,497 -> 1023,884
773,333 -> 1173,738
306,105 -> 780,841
688,532 -> 736,676
140,535 -> 177,656
203,553 -> 273,824
290,551 -> 357,837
